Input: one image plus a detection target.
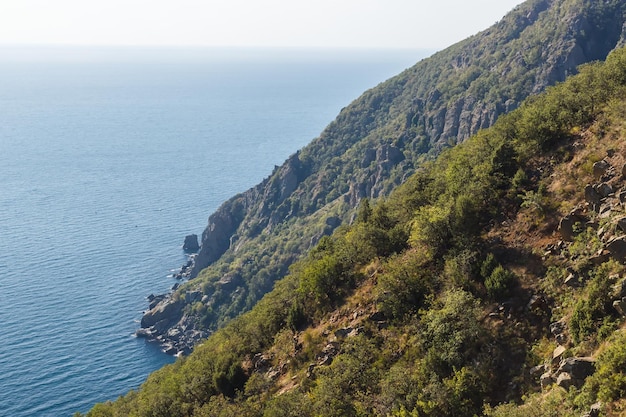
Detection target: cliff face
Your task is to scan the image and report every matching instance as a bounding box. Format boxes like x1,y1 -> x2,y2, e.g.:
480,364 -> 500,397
142,0 -> 626,351
190,153 -> 308,277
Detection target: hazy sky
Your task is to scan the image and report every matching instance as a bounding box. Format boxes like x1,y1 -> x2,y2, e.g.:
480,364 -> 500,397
0,1 -> 525,49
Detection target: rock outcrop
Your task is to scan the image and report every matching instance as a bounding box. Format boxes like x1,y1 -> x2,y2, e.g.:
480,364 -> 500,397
183,234 -> 200,253
136,293 -> 209,356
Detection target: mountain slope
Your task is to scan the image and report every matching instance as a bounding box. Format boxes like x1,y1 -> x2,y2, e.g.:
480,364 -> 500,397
141,0 -> 626,354
85,44 -> 626,417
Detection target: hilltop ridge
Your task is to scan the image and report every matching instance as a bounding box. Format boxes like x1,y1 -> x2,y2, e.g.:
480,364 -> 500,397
139,0 -> 626,356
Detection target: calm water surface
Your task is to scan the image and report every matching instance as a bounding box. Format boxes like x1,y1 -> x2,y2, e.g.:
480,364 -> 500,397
0,46 -> 428,416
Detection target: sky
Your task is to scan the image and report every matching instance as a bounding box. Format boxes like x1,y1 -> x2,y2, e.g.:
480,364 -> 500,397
0,0 -> 525,50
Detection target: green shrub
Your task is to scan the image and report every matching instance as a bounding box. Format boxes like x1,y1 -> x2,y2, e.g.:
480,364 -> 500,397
485,265 -> 515,299
377,250 -> 437,319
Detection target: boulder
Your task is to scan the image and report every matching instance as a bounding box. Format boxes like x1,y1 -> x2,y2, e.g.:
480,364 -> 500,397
530,364 -> 547,377
585,184 -> 601,205
550,320 -> 566,336
550,320 -> 568,345
527,294 -> 547,311
558,356 -> 595,380
333,327 -> 349,338
599,203 -> 613,219
140,298 -> 184,329
607,236 -> 626,262
540,371 -> 554,389
558,216 -> 579,241
135,328 -> 153,338
183,234 -> 200,253
148,294 -> 166,310
597,182 -> 614,198
555,333 -> 568,346
322,341 -> 340,356
556,372 -> 574,389
613,298 -> 626,316
552,345 -> 567,365
593,160 -> 610,179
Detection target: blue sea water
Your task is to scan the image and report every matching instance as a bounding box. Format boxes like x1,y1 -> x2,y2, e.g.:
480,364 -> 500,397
0,46 -> 427,416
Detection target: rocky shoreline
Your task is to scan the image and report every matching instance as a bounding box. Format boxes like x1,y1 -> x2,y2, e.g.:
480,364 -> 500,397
135,234 -> 210,356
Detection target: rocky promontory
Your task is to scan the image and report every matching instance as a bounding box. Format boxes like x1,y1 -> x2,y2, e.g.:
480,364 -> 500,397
136,292 -> 208,356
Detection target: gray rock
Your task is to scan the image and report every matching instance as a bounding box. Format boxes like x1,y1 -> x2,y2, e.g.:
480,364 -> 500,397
585,184 -> 601,205
135,328 -> 153,338
322,342 -> 340,356
558,356 -> 595,380
163,344 -> 178,355
552,345 -> 567,365
530,364 -> 547,377
597,182 -> 614,198
166,328 -> 182,341
559,216 -> 579,241
148,294 -> 166,310
556,333 -> 568,346
613,298 -> 626,316
527,294 -> 547,311
334,327 -> 353,339
540,371 -> 554,389
318,355 -> 333,366
550,320 -> 566,336
140,298 -> 184,329
599,203 -> 613,218
153,319 -> 171,334
593,160 -> 610,179
183,234 -> 200,253
607,235 -> 626,262
556,372 -> 574,389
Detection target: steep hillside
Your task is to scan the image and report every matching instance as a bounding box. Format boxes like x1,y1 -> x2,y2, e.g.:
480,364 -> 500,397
84,44 -> 626,417
140,0 -> 626,355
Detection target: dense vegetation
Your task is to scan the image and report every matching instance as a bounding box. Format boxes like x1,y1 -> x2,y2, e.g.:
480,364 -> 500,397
166,0 -> 626,336
84,44 -> 626,416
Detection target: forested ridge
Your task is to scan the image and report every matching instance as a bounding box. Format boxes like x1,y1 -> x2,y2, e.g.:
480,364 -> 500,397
84,32 -> 626,417
139,0 -> 626,359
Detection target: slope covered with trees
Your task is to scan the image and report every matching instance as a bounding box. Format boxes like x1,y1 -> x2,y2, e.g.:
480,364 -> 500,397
141,0 -> 626,353
84,40 -> 626,417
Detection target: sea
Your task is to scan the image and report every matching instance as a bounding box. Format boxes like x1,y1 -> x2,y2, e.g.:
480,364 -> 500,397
0,46 -> 428,416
